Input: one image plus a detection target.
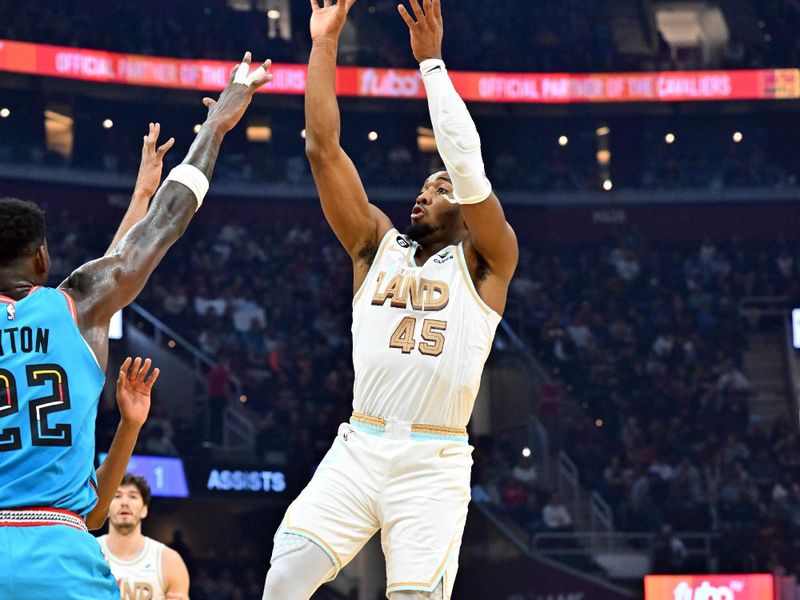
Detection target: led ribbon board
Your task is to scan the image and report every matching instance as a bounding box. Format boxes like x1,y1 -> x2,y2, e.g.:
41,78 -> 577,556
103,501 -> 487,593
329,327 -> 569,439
1,39 -> 798,104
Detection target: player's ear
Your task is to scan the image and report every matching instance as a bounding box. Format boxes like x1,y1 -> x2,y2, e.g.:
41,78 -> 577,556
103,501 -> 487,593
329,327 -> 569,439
34,245 -> 48,276
141,504 -> 149,520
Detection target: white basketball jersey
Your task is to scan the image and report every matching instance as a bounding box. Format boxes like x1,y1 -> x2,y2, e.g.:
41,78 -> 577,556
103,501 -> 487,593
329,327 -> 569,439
97,535 -> 166,600
352,229 -> 501,429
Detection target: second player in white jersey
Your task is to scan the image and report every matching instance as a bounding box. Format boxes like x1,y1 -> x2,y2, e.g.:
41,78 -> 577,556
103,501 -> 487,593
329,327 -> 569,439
98,534 -> 167,600
353,230 -> 501,429
99,474 -> 190,600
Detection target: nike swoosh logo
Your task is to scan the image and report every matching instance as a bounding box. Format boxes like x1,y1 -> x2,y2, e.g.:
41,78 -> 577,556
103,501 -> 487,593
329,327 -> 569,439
424,66 -> 443,75
439,448 -> 462,458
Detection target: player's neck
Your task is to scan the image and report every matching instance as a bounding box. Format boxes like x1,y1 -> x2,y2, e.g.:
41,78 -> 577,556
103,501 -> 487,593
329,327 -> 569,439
108,526 -> 146,560
0,271 -> 38,301
412,234 -> 465,266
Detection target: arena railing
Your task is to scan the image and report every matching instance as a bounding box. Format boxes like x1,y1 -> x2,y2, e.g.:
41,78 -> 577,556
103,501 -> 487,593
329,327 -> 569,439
531,531 -> 720,572
556,451 -> 582,525
590,492 -> 615,538
784,311 -> 800,427
472,502 -> 637,597
128,302 -> 255,452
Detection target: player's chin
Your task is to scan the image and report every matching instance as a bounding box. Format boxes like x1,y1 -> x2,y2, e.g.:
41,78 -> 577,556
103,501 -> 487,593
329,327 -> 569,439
112,515 -> 134,524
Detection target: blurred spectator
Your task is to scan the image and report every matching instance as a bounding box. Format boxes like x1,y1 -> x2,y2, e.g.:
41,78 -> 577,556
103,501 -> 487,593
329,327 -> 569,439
542,494 -> 573,532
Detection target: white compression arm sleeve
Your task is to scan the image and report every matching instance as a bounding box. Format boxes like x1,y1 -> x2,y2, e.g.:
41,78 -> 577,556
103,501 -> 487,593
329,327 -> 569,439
420,58 -> 492,205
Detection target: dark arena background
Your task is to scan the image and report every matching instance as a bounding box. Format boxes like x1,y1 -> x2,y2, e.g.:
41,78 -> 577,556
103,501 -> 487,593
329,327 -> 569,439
4,1 -> 800,598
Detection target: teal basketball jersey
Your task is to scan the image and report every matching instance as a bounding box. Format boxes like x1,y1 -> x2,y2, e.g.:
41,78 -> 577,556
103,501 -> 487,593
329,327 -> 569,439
0,287 -> 104,516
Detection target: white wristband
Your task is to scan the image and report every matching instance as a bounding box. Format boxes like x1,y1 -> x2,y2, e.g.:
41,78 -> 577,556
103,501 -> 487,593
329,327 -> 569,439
164,164 -> 209,211
420,58 -> 447,78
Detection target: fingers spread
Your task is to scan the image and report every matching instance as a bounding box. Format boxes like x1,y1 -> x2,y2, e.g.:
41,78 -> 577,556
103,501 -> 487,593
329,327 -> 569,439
145,367 -> 161,387
398,4 -> 415,27
310,0 -> 319,11
409,0 -> 425,20
251,72 -> 274,89
247,58 -> 272,87
130,357 -> 142,382
136,358 -> 152,383
157,137 -> 175,157
119,357 -> 132,379
144,123 -> 156,148
234,60 -> 251,85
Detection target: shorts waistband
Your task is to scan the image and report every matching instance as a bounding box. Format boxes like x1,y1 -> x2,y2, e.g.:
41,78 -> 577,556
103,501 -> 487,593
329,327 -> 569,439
0,507 -> 87,532
350,412 -> 468,443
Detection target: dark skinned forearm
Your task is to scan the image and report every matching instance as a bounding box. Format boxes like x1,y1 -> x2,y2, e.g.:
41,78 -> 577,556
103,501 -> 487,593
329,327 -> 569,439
305,38 -> 341,154
70,123 -> 227,327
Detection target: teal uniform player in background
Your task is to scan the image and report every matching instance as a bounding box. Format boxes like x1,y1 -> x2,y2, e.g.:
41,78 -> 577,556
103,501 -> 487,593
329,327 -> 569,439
0,54 -> 273,599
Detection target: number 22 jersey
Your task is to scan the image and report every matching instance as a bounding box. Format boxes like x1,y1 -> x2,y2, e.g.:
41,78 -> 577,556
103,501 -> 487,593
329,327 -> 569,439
0,287 -> 104,516
351,230 -> 501,430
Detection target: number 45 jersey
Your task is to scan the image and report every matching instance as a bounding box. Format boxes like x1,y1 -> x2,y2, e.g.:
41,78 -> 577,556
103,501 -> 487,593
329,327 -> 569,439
0,287 -> 104,516
352,230 -> 501,430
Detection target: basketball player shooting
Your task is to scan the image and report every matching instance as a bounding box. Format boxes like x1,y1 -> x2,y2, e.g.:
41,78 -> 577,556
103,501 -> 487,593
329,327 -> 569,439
262,1 -> 518,598
0,52 -> 272,599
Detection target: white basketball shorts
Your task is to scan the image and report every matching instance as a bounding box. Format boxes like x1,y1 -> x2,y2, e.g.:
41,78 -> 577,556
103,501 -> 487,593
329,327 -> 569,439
273,418 -> 473,597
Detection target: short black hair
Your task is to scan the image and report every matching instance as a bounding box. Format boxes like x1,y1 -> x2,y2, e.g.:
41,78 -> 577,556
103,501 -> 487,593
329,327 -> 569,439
0,198 -> 46,266
120,473 -> 152,506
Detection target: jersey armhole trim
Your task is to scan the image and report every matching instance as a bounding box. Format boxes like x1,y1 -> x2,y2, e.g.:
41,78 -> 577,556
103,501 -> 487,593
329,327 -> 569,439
56,288 -> 105,375
456,243 -> 495,317
57,289 -> 78,324
352,228 -> 397,306
156,541 -> 166,591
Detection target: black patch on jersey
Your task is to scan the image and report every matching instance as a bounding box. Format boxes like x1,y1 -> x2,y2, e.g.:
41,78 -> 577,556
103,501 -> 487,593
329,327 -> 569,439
396,236 -> 410,248
434,252 -> 454,264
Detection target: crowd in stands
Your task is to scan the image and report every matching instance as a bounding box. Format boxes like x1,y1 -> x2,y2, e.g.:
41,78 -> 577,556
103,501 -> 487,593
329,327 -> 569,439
3,0 -> 800,73
42,194 -> 800,581
469,233 -> 800,577
2,108 -> 798,196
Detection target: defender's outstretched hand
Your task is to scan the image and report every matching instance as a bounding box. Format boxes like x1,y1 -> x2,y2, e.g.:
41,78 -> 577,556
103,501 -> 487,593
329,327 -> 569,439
135,122 -> 175,200
398,0 -> 443,62
116,357 -> 160,428
201,52 -> 273,134
310,0 -> 357,42
86,356 -> 161,530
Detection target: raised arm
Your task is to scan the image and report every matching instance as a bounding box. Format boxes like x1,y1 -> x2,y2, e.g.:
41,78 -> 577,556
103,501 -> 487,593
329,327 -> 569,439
105,123 -> 175,255
306,0 -> 392,276
399,0 -> 518,290
86,357 -> 158,530
61,53 -> 272,369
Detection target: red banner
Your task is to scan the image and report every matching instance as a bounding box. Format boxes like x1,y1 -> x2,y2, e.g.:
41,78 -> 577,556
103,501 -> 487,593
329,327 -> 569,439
1,39 -> 798,104
645,574 -> 775,600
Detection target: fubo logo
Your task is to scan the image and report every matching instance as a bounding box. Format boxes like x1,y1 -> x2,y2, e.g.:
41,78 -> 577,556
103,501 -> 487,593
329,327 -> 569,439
646,573 -> 773,600
674,581 -> 742,600
360,69 -> 422,98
